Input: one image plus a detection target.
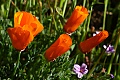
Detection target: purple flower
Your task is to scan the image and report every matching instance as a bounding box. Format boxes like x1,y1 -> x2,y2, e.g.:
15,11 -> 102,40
73,63 -> 88,78
110,74 -> 114,78
103,45 -> 115,53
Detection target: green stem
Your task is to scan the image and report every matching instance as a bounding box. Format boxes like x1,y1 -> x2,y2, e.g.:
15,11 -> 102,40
83,0 -> 86,7
54,0 -> 58,9
87,51 -> 105,79
72,0 -> 77,8
29,0 -> 31,13
59,0 -> 65,8
62,0 -> 68,17
103,0 -> 108,30
33,0 -> 35,14
74,54 -> 78,64
14,0 -> 17,13
47,0 -> 57,31
38,0 -> 42,23
117,60 -> 120,79
114,53 -> 119,76
87,4 -> 93,32
11,0 -> 20,12
107,31 -> 120,74
13,51 -> 21,76
6,0 -> 11,18
102,56 -> 107,68
20,0 -> 23,10
52,11 -> 57,31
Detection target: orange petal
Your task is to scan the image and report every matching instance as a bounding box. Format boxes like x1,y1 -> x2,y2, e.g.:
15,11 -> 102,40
30,16 -> 44,37
7,27 -> 34,50
14,11 -> 44,36
45,34 -> 72,61
64,6 -> 88,33
79,30 -> 109,53
14,11 -> 34,27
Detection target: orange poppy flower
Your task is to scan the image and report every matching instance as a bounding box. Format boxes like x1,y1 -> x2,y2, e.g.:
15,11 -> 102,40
79,30 -> 109,53
14,11 -> 44,37
7,27 -> 34,50
45,34 -> 72,61
64,6 -> 88,33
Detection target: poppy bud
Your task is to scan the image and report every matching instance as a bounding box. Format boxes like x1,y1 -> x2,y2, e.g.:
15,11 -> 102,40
79,30 -> 109,53
45,34 -> 72,61
64,6 -> 88,33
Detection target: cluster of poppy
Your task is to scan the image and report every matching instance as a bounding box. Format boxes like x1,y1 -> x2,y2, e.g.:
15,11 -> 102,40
7,6 -> 109,62
45,6 -> 89,61
44,6 -> 109,61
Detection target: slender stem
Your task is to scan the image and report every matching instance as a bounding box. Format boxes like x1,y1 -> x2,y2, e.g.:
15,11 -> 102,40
11,0 -> 20,12
29,0 -> 31,13
59,0 -> 65,8
54,0 -> 58,9
6,0 -> 11,18
13,51 -> 21,76
73,0 -> 77,8
20,0 -> 23,10
83,0 -> 86,7
107,31 -> 120,74
114,53 -> 119,76
87,51 -> 105,79
62,0 -> 68,17
87,4 -> 93,32
33,0 -> 35,14
103,0 -> 108,30
47,0 -> 57,31
14,0 -> 17,13
117,60 -> 120,79
38,0 -> 42,23
74,55 -> 78,64
51,11 -> 57,31
102,56 -> 107,68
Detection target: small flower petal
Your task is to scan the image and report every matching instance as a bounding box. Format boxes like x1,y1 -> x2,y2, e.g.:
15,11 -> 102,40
110,74 -> 114,78
80,63 -> 88,74
103,45 -> 107,49
73,64 -> 80,72
77,72 -> 83,78
103,44 -> 115,53
82,68 -> 88,74
81,63 -> 87,69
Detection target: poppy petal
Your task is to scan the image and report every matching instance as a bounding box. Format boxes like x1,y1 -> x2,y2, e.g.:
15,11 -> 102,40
14,11 -> 44,36
7,27 -> 34,50
30,16 -> 44,36
14,11 -> 34,27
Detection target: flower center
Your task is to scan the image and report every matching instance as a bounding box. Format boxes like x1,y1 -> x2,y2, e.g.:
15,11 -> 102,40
80,69 -> 83,73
